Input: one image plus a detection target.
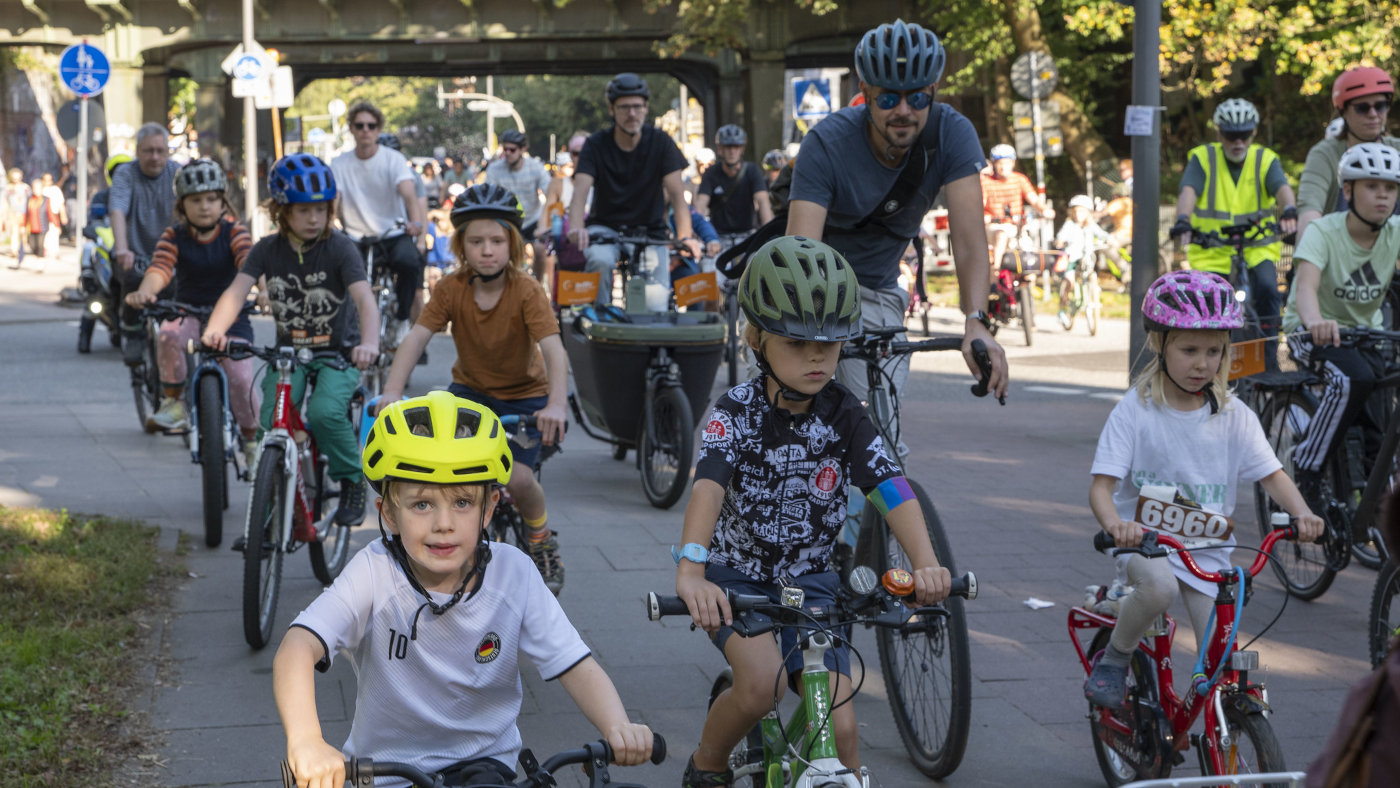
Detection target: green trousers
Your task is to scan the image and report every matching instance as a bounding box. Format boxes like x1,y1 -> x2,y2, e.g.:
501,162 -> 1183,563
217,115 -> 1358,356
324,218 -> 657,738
259,359 -> 362,483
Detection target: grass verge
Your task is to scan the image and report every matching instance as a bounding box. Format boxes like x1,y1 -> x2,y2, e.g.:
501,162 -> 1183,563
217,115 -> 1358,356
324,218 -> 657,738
0,506 -> 182,786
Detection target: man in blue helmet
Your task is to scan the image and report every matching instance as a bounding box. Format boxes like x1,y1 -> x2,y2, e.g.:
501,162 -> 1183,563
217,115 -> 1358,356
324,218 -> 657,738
787,19 -> 1008,417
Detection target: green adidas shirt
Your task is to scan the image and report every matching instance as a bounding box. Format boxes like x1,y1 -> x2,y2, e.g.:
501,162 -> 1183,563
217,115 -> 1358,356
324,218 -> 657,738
1284,212 -> 1400,333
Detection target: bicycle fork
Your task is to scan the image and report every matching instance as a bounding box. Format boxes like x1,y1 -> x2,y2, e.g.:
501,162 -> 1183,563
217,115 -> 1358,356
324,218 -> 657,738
774,633 -> 869,788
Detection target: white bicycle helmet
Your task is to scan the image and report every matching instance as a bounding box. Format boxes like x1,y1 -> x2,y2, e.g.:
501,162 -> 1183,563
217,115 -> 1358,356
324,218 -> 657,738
1068,195 -> 1094,210
989,144 -> 1016,161
1339,142 -> 1400,184
1213,98 -> 1259,132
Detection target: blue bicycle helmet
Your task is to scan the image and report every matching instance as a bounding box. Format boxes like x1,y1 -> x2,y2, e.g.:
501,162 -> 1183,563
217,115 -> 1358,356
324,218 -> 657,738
854,19 -> 946,91
269,154 -> 337,205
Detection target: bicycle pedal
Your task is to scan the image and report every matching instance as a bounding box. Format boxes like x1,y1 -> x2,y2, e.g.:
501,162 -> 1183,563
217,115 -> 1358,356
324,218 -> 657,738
231,536 -> 247,552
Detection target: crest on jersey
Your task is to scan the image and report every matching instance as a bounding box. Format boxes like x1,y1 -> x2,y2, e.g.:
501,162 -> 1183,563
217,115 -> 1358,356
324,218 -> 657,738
475,633 -> 502,664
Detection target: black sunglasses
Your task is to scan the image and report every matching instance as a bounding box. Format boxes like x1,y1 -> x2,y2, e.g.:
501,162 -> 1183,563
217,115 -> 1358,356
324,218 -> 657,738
1349,99 -> 1391,116
353,122 -> 380,131
1220,129 -> 1252,142
874,90 -> 934,111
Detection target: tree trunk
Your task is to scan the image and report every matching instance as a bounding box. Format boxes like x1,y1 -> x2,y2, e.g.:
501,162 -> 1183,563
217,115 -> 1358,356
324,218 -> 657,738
998,0 -> 1115,175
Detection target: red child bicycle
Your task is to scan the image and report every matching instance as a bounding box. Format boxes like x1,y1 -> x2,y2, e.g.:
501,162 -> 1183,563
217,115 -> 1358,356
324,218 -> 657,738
1068,515 -> 1300,787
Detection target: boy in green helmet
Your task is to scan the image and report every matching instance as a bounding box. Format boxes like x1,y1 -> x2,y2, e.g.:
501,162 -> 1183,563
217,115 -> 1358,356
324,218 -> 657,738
669,235 -> 952,786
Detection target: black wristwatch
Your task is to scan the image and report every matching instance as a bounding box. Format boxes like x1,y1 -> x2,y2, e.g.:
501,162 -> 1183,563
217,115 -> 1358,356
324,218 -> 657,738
965,310 -> 992,331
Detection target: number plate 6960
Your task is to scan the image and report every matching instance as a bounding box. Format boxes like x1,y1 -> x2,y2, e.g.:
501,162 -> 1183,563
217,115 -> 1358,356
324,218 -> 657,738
1134,496 -> 1234,541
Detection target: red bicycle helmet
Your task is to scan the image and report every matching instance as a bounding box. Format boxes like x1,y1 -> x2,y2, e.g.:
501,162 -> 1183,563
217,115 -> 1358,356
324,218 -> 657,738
1333,67 -> 1394,110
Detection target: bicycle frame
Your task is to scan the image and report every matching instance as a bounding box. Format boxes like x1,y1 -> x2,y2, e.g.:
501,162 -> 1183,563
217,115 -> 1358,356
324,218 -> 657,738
187,353 -> 236,465
1069,528 -> 1292,778
747,631 -> 867,788
253,352 -> 320,545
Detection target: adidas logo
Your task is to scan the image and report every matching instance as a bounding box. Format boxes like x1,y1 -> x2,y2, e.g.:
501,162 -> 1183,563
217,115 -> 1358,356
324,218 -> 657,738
1333,263 -> 1385,302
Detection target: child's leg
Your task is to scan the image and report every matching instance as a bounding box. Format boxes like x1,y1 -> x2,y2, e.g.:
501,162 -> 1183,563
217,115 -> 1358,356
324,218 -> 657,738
303,362 -> 362,482
1087,554 -> 1176,706
1176,581 -> 1217,654
157,317 -> 198,393
221,355 -> 262,440
694,632 -> 787,773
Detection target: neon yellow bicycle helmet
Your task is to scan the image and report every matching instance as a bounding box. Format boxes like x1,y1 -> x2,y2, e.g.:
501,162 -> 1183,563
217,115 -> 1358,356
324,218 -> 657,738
362,391 -> 512,493
105,153 -> 133,186
739,235 -> 862,342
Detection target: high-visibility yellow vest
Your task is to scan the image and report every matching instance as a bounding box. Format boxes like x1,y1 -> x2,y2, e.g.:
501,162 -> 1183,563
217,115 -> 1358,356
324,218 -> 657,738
1186,143 -> 1281,274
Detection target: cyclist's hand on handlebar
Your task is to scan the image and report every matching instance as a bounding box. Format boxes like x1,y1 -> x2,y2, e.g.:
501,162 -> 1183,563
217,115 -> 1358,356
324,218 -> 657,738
605,722 -> 654,767
201,327 -> 229,352
350,342 -> 378,370
912,565 -> 952,606
962,325 -> 1008,400
568,227 -> 590,251
1104,519 -> 1142,548
533,402 -> 568,446
1306,318 -> 1341,348
123,289 -> 156,309
285,738 -> 346,788
677,572 -> 731,633
1170,217 -> 1193,246
705,239 -> 722,256
114,248 -> 135,271
1295,511 -> 1325,543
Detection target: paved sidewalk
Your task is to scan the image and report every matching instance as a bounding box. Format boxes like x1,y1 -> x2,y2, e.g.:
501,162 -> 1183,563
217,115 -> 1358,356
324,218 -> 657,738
0,260 -> 1375,787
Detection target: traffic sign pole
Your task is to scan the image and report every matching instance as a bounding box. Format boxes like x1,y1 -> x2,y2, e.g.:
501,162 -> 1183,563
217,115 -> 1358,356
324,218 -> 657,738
77,97 -> 88,243
59,40 -> 110,242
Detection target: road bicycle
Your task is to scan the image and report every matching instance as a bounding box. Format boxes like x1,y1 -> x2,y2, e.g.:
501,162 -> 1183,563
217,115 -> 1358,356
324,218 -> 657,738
647,568 -> 976,788
1057,252 -> 1104,336
1251,326 -> 1400,600
836,328 -> 999,779
1069,521 -> 1302,787
283,736 -> 668,788
228,344 -> 365,649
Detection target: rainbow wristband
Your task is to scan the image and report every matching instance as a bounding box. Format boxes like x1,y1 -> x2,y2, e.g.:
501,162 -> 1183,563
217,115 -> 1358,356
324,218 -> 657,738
868,477 -> 916,517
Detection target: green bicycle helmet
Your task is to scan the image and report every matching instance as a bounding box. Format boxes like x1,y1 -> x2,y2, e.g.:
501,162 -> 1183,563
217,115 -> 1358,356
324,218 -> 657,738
739,236 -> 862,342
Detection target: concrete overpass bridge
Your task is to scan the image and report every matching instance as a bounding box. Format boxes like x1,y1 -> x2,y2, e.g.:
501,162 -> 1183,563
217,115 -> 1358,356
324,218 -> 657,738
2,0 -> 919,164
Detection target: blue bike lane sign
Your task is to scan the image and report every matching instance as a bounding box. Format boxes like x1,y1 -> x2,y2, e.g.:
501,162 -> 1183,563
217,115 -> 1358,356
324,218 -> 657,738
59,42 -> 110,98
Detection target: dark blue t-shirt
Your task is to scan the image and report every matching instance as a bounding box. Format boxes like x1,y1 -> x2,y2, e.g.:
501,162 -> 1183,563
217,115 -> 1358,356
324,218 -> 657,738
790,104 -> 985,289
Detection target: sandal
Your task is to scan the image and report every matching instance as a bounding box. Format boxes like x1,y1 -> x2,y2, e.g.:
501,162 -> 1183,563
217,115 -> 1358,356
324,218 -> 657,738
1084,659 -> 1129,707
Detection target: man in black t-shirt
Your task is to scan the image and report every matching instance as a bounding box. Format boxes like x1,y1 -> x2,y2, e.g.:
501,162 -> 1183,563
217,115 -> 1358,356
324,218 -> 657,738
693,124 -> 773,241
567,73 -> 702,305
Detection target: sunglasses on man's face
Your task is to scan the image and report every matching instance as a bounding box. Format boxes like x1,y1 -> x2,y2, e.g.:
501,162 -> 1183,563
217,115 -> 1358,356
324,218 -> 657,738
353,122 -> 380,131
1220,130 -> 1253,142
1349,99 -> 1391,116
502,146 -> 520,154
874,90 -> 934,111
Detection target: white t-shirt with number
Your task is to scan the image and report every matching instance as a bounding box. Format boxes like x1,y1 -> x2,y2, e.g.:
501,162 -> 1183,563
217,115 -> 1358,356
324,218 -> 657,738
290,539 -> 591,782
1090,391 -> 1281,595
332,146 -> 415,240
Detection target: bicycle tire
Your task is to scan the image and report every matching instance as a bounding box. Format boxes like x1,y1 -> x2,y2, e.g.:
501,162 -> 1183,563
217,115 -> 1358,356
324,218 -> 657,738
1017,284 -> 1034,346
1369,561 -> 1400,669
708,670 -> 764,788
131,366 -> 151,430
1086,276 -> 1101,337
244,445 -> 287,649
489,498 -> 529,549
1215,704 -> 1288,783
1253,389 -> 1337,600
77,314 -> 95,354
639,385 -> 694,509
856,479 -> 971,780
198,374 -> 227,548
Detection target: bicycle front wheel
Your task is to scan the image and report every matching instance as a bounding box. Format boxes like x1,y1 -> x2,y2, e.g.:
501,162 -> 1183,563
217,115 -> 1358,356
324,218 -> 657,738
1254,389 -> 1337,600
1018,284 -> 1034,346
197,375 -> 227,548
1085,276 -> 1101,337
856,478 -> 971,779
1369,561 -> 1400,668
639,385 -> 694,509
244,445 -> 287,649
1215,704 -> 1287,784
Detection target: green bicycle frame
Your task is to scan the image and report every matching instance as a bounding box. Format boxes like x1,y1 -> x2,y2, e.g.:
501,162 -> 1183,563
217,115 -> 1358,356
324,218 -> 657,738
753,633 -> 846,787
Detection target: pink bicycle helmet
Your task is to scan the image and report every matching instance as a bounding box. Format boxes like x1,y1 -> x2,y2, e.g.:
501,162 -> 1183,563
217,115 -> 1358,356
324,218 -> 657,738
1142,271 -> 1243,331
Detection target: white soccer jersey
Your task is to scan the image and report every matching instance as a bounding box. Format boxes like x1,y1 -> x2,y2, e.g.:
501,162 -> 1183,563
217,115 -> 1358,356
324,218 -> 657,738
291,540 -> 591,781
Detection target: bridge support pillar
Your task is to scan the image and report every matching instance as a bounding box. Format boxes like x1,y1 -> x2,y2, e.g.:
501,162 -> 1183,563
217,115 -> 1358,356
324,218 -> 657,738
104,65 -> 146,150
142,66 -> 170,131
746,53 -> 786,161
194,79 -> 233,163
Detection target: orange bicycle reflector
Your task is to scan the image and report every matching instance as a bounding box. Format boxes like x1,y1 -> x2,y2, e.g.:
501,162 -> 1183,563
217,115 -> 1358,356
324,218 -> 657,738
882,568 -> 914,597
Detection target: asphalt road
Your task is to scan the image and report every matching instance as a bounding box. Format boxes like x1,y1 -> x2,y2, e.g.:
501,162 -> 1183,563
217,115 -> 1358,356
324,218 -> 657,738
0,254 -> 1377,787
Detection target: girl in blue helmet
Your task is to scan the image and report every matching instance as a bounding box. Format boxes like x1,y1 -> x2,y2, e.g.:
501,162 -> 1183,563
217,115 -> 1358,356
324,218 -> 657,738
203,154 -> 381,528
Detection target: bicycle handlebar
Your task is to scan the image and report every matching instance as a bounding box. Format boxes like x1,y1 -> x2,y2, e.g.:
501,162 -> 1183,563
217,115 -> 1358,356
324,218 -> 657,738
142,299 -> 213,322
1092,522 -> 1298,584
1187,219 -> 1280,251
189,340 -> 350,371
282,735 -> 668,788
840,331 -> 1001,405
646,571 -> 976,637
1337,326 -> 1400,347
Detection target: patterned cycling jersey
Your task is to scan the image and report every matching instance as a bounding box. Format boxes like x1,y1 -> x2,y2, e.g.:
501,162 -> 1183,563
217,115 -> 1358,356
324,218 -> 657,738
695,377 -> 903,581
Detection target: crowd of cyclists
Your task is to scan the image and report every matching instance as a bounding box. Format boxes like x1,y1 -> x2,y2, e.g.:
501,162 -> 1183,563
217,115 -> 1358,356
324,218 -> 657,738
35,13 -> 1400,786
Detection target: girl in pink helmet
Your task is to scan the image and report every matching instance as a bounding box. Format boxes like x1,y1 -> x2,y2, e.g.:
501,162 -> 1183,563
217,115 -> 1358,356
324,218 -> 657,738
1083,270 -> 1323,708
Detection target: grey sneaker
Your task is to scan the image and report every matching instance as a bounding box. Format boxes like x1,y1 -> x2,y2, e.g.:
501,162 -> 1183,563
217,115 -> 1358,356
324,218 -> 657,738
336,479 -> 367,526
526,529 -> 565,596
148,397 -> 189,432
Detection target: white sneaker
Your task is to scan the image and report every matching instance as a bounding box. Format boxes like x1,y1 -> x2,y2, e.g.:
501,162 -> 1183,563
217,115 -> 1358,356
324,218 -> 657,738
242,439 -> 260,478
393,319 -> 411,348
148,397 -> 189,432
